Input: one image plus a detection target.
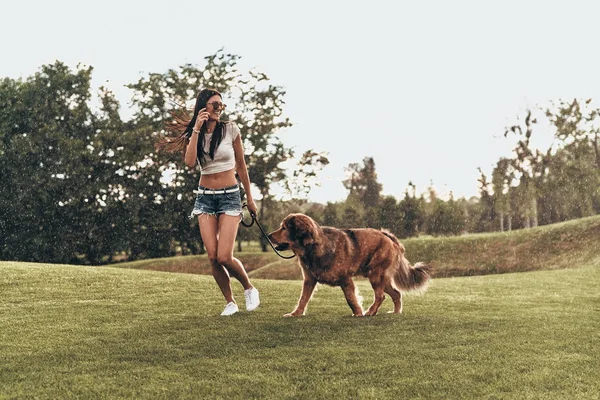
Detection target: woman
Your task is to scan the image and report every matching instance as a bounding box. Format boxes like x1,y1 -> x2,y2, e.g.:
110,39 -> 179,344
158,88 -> 259,316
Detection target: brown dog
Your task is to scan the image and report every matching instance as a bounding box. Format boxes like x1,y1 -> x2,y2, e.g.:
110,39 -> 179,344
268,213 -> 431,317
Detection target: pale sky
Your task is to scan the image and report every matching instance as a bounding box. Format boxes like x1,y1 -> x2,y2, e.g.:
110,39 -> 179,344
2,0 -> 599,203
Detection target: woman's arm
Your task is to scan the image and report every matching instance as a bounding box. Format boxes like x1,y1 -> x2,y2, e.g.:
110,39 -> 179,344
185,108 -> 208,168
185,132 -> 198,168
233,134 -> 258,215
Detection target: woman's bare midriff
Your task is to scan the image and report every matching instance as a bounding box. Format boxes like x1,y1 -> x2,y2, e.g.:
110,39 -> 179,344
199,169 -> 237,189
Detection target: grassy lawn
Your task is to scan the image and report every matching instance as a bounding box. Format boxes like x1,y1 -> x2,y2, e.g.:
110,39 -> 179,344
1,260 -> 599,399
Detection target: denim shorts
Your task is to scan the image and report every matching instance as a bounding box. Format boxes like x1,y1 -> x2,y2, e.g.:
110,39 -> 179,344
190,184 -> 243,218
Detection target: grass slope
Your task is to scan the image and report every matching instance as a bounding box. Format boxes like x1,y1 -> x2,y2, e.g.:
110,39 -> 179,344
118,252 -> 278,276
405,215 -> 600,277
118,215 -> 600,280
1,261 -> 599,399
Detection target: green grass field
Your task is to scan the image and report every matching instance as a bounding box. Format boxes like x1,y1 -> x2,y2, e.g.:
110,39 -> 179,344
1,256 -> 599,399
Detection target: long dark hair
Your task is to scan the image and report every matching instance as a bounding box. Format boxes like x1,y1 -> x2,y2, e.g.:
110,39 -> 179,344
156,88 -> 225,167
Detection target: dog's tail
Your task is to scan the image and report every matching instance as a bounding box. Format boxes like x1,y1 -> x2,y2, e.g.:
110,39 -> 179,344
382,230 -> 432,292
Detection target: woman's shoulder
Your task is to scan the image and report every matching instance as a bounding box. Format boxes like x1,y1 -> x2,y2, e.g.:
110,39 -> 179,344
223,121 -> 240,139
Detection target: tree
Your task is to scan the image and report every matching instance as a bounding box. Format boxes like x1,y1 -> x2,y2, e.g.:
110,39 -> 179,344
321,202 -> 341,227
0,62 -> 98,263
486,99 -> 600,230
474,168 -> 496,232
491,158 -> 514,231
342,156 -> 382,228
343,157 -> 382,206
547,99 -> 600,170
504,109 -> 551,228
398,182 -> 425,237
543,99 -> 600,220
538,140 -> 599,222
421,184 -> 465,236
377,196 -> 403,235
339,198 -> 365,229
285,150 -> 330,200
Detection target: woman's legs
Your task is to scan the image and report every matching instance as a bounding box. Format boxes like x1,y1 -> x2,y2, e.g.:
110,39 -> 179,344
198,214 -> 235,304
217,215 -> 253,290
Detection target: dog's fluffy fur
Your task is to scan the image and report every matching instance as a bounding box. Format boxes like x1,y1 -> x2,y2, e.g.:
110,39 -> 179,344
268,213 -> 431,317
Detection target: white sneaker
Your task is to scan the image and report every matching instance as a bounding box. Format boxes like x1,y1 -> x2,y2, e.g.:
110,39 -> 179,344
220,302 -> 239,316
244,287 -> 260,311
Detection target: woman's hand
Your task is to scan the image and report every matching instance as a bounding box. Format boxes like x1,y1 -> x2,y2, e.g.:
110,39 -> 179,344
246,198 -> 258,217
193,108 -> 209,132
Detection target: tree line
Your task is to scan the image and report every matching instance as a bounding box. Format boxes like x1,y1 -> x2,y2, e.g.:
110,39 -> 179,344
1,51 -> 598,264
304,101 -> 600,237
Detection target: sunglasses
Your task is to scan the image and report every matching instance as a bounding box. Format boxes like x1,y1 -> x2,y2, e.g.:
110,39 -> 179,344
207,101 -> 227,111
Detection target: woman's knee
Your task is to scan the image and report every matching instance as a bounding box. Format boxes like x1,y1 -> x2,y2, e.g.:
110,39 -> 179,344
217,254 -> 233,266
209,257 -> 220,267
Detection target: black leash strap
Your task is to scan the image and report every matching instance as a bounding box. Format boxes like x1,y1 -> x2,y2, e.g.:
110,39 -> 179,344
240,204 -> 296,259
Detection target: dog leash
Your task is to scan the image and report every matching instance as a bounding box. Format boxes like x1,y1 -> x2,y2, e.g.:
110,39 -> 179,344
240,204 -> 296,259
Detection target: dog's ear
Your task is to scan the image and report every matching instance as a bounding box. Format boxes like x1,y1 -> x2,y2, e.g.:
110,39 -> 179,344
286,214 -> 319,247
